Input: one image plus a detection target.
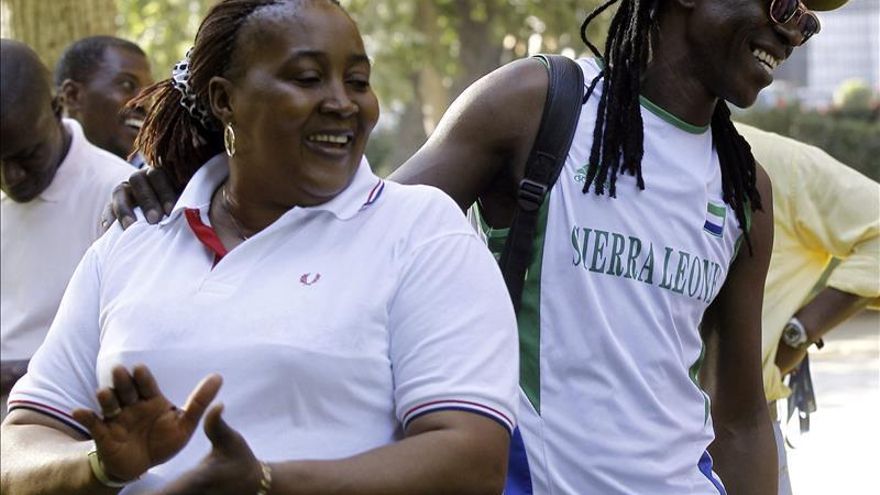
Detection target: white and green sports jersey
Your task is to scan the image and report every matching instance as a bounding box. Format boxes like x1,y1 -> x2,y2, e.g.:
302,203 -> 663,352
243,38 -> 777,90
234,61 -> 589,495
478,58 -> 744,495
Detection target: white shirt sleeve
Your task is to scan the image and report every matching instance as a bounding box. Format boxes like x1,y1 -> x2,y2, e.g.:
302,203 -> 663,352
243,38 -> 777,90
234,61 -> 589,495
8,244 -> 104,437
389,203 -> 519,434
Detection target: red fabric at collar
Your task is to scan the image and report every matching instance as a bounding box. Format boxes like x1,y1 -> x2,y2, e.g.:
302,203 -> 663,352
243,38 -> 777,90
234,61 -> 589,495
184,208 -> 228,264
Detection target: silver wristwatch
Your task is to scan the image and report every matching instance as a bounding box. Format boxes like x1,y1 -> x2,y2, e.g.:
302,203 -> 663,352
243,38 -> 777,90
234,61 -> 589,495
782,317 -> 809,349
782,317 -> 824,350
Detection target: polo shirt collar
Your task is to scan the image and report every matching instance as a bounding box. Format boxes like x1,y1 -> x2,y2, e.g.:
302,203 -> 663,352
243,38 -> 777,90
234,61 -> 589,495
161,153 -> 384,225
38,119 -> 85,203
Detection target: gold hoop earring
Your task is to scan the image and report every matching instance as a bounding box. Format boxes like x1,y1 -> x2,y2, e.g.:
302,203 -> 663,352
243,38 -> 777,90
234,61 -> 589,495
224,123 -> 236,157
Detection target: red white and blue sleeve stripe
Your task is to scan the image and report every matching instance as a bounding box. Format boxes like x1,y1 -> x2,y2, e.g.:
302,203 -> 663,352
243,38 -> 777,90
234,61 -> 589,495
7,399 -> 91,438
402,399 -> 515,434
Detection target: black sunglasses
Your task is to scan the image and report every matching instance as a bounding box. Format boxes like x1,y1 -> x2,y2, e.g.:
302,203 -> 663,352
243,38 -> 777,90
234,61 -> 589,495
770,0 -> 821,45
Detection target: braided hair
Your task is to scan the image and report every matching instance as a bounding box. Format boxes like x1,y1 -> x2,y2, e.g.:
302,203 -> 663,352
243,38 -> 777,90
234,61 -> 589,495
579,0 -> 762,252
131,0 -> 342,189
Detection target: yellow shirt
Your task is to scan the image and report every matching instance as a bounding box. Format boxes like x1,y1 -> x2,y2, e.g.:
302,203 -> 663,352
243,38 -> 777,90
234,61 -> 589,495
735,123 -> 880,402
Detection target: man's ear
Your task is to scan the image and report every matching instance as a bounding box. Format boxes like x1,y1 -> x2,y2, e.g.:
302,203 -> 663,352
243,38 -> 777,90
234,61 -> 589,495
208,76 -> 235,125
58,79 -> 82,117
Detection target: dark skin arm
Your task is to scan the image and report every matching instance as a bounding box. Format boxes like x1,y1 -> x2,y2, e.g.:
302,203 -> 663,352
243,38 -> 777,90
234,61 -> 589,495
103,58 -> 551,230
775,287 -> 873,374
157,406 -> 510,495
704,164 -> 777,495
390,57 -> 548,225
1,365 -> 221,495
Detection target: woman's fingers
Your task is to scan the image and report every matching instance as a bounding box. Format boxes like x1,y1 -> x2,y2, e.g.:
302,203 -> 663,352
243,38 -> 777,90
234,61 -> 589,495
72,408 -> 104,436
180,374 -> 223,428
96,387 -> 123,420
111,365 -> 139,407
132,364 -> 161,400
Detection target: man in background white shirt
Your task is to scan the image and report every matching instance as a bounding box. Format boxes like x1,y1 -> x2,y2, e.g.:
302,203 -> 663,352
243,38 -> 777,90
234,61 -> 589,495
0,39 -> 132,414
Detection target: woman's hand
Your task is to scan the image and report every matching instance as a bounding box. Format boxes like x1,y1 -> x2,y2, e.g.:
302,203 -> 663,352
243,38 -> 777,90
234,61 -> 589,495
157,404 -> 265,495
71,365 -> 222,483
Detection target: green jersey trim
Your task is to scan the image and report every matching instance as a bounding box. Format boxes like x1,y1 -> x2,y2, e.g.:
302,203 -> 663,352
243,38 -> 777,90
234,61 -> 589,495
688,342 -> 710,425
639,96 -> 710,135
473,199 -> 549,414
589,58 -> 709,135
731,197 -> 754,261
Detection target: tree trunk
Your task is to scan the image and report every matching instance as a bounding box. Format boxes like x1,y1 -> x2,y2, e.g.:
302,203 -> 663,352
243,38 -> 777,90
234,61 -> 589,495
416,0 -> 451,134
0,0 -> 117,69
452,0 -> 504,98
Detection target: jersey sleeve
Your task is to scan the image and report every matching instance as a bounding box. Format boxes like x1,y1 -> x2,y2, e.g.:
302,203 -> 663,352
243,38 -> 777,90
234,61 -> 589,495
7,244 -> 105,436
388,198 -> 519,434
790,145 -> 880,302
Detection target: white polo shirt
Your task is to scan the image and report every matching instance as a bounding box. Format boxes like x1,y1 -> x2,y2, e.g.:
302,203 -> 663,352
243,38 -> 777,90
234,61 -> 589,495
1,119 -> 132,360
9,154 -> 519,494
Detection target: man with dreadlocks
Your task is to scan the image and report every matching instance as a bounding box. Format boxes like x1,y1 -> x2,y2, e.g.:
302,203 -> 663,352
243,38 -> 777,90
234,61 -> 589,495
392,1 -> 846,492
109,0 -> 850,493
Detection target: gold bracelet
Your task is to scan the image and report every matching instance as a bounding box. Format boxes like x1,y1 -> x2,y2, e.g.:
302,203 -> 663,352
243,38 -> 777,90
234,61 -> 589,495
87,449 -> 130,488
256,460 -> 272,495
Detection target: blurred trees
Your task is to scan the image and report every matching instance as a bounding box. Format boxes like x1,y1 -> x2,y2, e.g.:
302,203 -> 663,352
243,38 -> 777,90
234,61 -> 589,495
0,0 -> 611,173
0,0 -> 118,68
116,0 -> 214,81
1,0 -> 609,172
346,0 -> 609,171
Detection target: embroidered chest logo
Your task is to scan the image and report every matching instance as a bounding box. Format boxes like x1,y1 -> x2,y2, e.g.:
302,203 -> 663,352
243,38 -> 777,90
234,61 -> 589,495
574,164 -> 589,183
300,273 -> 321,286
573,164 -> 612,189
703,201 -> 726,238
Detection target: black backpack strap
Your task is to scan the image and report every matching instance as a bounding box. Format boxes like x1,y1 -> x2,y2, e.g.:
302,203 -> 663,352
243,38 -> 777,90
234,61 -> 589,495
499,54 -> 584,312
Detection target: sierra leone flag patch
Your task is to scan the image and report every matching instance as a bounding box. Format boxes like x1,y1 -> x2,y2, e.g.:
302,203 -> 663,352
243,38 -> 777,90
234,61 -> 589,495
703,201 -> 726,237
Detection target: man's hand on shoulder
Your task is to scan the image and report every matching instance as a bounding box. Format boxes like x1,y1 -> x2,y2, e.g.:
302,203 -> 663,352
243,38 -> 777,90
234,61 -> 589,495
101,167 -> 179,230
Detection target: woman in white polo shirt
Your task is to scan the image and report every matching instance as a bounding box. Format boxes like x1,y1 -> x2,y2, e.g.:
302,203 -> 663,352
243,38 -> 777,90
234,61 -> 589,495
0,1 -> 518,494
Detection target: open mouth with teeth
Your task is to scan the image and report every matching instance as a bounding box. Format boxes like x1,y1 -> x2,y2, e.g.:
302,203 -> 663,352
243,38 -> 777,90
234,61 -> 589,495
752,48 -> 780,75
307,133 -> 354,148
124,117 -> 145,131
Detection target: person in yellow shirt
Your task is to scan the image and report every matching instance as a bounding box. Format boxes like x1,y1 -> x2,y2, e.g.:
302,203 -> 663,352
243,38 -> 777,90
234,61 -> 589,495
735,122 -> 880,494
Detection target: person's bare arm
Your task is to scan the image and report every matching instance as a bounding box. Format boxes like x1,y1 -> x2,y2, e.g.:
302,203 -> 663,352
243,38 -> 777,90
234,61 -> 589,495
160,407 -> 510,495
390,57 -> 549,227
707,164 -> 777,495
0,410 -> 119,495
1,366 -> 221,495
775,288 -> 873,374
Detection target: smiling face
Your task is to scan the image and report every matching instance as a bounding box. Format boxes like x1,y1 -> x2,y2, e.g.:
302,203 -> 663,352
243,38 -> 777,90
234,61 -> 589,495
62,46 -> 153,159
682,0 -> 808,108
217,0 -> 379,207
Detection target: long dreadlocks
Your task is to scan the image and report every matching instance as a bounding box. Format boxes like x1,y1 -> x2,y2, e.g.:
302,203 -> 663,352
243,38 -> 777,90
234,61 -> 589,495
579,0 -> 762,253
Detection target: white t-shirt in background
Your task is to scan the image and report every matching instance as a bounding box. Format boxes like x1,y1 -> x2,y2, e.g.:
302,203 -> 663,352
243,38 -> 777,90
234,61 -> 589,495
1,119 -> 132,360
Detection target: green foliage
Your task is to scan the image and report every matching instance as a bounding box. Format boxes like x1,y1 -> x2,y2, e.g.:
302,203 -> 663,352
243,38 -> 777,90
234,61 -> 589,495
735,106 -> 880,181
116,0 -> 212,80
344,0 -> 605,110
831,78 -> 878,122
112,0 -> 611,171
341,0 -> 609,172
